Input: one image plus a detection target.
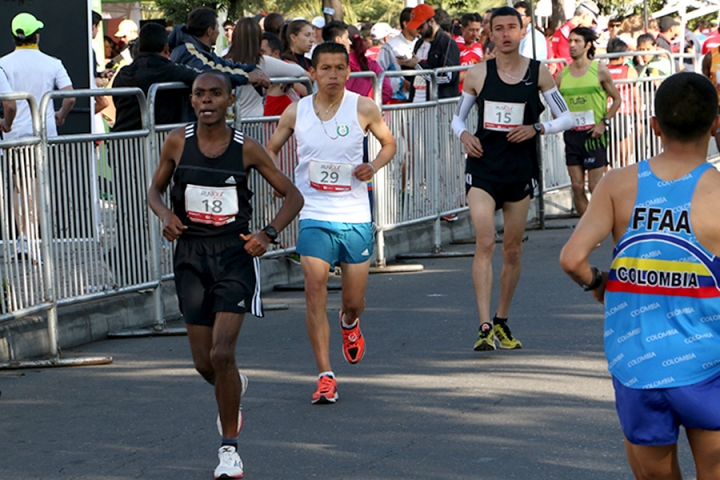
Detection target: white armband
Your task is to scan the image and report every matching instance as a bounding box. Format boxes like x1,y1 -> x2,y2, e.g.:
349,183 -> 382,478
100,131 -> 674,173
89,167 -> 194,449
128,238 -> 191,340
540,87 -> 573,134
451,92 -> 477,139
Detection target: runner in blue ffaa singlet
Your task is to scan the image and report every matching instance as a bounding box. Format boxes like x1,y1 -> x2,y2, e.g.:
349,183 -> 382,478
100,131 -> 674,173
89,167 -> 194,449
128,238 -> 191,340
560,72 -> 720,479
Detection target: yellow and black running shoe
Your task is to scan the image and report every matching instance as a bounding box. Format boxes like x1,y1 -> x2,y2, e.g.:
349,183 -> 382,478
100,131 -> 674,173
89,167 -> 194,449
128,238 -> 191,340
473,322 -> 496,351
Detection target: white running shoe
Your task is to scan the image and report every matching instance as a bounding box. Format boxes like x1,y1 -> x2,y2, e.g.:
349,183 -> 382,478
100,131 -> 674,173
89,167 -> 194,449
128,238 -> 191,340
214,445 -> 244,479
217,372 -> 248,436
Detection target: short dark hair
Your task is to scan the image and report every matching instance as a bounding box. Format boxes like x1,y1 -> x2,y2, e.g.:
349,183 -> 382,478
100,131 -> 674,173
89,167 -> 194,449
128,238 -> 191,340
138,23 -> 168,53
322,20 -> 348,42
606,37 -> 628,54
513,1 -> 530,11
490,6 -> 522,29
262,32 -> 282,54
460,13 -> 482,28
223,20 -> 234,28
311,41 -> 349,68
264,13 -> 285,37
655,72 -> 718,141
636,33 -> 656,47
400,8 -> 413,29
186,8 -> 218,37
569,26 -> 597,58
193,70 -> 233,96
434,8 -> 452,32
13,32 -> 38,46
92,11 -> 102,27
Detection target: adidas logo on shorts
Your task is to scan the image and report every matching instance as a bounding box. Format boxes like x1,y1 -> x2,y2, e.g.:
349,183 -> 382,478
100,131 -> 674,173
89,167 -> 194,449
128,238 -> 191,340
237,299 -> 245,308
225,176 -> 237,185
361,249 -> 370,256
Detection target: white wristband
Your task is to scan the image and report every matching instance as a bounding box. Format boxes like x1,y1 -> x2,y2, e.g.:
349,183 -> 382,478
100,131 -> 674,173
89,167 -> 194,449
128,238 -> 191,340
368,163 -> 376,174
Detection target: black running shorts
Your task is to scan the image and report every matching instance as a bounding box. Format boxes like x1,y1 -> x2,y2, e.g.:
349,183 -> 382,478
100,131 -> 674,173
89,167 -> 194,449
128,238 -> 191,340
564,130 -> 608,170
465,174 -> 534,210
174,235 -> 263,326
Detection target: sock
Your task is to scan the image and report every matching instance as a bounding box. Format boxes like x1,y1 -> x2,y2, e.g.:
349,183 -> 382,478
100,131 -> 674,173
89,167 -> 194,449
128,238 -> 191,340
493,315 -> 507,324
342,313 -> 359,328
318,371 -> 335,380
221,437 -> 238,450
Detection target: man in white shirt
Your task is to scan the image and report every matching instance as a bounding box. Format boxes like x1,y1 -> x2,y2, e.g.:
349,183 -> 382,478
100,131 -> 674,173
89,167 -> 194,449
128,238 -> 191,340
377,8 -> 418,102
515,1 -> 548,60
0,13 -> 75,259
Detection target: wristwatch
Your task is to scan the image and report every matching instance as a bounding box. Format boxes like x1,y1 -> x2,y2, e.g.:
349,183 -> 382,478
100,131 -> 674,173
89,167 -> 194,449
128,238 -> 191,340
582,266 -> 603,291
602,118 -> 611,127
262,225 -> 279,244
533,123 -> 543,134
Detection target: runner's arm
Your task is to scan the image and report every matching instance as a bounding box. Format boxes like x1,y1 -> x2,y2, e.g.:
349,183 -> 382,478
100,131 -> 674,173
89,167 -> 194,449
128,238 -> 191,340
240,137 -> 304,256
147,128 -> 188,241
357,96 -> 396,182
452,64 -> 485,157
559,170 -> 618,303
599,63 -> 622,122
702,52 -> 712,78
1,99 -> 16,132
266,102 -> 297,168
538,65 -> 572,134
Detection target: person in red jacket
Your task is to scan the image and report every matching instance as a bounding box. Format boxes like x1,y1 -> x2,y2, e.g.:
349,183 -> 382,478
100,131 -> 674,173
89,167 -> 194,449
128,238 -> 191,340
552,1 -> 598,63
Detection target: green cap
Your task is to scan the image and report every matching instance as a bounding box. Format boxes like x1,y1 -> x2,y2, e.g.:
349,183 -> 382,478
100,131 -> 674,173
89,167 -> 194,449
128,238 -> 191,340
11,13 -> 44,38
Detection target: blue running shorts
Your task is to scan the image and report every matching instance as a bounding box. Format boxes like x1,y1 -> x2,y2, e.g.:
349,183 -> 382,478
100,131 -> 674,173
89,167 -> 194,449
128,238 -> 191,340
612,370 -> 720,446
296,219 -> 373,266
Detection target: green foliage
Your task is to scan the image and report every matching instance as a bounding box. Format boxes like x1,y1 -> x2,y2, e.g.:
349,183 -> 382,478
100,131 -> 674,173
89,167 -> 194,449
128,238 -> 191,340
151,0 -> 505,26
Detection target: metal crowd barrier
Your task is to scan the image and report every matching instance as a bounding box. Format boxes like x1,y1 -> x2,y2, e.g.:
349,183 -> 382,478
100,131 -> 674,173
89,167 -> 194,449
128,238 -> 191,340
3,59 -> 718,358
0,92 -> 49,322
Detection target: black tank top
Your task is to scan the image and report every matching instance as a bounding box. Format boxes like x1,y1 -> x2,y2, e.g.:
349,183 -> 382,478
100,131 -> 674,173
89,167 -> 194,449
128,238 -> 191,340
170,124 -> 253,238
467,58 -> 544,183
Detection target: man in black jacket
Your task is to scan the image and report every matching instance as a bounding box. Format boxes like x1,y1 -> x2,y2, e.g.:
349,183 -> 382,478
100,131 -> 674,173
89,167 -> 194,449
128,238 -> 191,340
399,4 -> 460,101
112,23 -> 200,131
168,8 -> 268,88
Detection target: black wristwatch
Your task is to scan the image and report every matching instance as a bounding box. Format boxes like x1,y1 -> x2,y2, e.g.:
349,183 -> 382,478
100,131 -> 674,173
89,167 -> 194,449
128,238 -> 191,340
582,266 -> 603,291
533,123 -> 543,134
262,225 -> 279,244
602,117 -> 611,127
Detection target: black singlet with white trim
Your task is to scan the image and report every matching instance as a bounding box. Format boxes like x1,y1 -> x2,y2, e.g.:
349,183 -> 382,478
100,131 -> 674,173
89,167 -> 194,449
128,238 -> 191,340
170,124 -> 253,237
467,58 -> 544,183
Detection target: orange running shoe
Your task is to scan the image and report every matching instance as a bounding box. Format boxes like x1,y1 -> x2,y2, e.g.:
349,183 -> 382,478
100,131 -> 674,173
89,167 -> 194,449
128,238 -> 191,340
340,311 -> 366,364
311,375 -> 338,404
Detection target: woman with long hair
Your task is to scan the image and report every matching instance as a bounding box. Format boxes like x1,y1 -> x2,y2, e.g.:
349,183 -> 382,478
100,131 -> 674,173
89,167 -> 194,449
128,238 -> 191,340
281,19 -> 314,70
226,17 -> 309,118
346,28 -> 392,104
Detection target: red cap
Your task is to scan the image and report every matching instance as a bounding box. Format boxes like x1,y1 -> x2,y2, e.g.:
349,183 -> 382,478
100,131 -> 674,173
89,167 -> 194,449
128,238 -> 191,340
406,4 -> 435,30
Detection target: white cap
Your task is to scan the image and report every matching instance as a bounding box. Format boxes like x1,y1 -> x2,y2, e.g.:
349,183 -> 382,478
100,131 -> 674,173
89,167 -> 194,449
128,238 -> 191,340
370,22 -> 397,39
311,16 -> 325,29
115,19 -> 138,38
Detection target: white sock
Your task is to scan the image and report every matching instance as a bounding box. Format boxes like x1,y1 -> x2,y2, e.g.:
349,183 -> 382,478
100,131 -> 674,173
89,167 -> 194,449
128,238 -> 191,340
341,313 -> 358,329
318,371 -> 335,379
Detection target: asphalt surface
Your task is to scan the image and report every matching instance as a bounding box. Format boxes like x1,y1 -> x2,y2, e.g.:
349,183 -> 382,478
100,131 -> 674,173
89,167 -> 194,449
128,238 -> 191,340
0,222 -> 699,480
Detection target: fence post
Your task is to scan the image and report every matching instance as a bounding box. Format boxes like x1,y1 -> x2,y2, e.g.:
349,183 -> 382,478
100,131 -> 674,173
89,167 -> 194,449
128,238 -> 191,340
145,85 -> 165,331
430,72 -> 441,253
37,92 -> 59,357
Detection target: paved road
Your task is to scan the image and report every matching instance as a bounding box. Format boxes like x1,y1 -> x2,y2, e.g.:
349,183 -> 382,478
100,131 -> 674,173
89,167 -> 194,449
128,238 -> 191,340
0,223 -> 698,479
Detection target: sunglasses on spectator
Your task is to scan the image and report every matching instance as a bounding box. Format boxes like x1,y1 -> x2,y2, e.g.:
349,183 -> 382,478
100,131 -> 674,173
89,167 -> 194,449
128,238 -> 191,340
609,23 -> 621,28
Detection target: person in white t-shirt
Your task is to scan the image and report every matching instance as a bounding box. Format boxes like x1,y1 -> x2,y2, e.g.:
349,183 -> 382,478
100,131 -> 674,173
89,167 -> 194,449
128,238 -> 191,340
225,17 -> 309,118
0,13 -> 75,259
267,42 -> 396,405
0,67 -> 17,134
376,8 -> 418,102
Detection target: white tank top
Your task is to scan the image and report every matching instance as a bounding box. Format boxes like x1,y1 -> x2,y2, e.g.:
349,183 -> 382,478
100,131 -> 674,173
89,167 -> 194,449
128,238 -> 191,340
294,91 -> 370,223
